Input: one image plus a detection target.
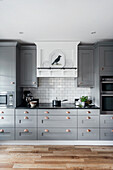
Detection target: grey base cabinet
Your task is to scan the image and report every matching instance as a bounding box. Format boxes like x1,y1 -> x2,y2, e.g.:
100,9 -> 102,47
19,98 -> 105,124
0,128 -> 14,140
16,128 -> 37,140
78,128 -> 99,140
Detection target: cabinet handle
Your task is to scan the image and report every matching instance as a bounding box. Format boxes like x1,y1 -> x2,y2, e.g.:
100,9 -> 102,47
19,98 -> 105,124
44,111 -> 49,114
0,129 -> 4,133
66,129 -> 71,132
0,111 -> 4,114
87,111 -> 91,114
24,129 -> 29,132
44,116 -> 49,119
44,129 -> 49,132
0,116 -> 4,119
111,117 -> 113,119
86,116 -> 91,119
79,82 -> 82,85
87,129 -> 91,132
10,82 -> 15,84
111,130 -> 113,132
33,82 -> 36,85
66,117 -> 70,119
66,111 -> 70,114
24,116 -> 29,119
101,67 -> 104,71
24,111 -> 29,114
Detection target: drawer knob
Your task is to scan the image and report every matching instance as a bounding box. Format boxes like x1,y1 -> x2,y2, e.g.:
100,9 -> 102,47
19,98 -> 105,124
66,117 -> 70,119
44,111 -> 49,114
24,116 -> 29,119
45,129 -> 49,132
0,111 -> 4,114
33,82 -> 36,84
66,111 -> 70,114
111,117 -> 113,119
87,111 -> 91,114
66,129 -> 71,132
24,129 -> 29,132
111,130 -> 113,132
0,116 -> 4,119
10,82 -> 15,84
45,116 -> 49,119
24,111 -> 29,114
87,129 -> 91,132
86,116 -> 91,119
0,129 -> 4,133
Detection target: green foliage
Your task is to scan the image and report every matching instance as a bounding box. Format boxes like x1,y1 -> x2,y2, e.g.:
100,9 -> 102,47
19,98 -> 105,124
80,96 -> 88,102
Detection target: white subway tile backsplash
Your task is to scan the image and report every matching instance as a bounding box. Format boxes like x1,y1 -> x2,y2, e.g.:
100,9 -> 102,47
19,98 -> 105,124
24,78 -> 91,103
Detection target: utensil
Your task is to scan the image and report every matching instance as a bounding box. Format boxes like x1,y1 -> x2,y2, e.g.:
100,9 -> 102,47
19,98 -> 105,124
52,98 -> 68,106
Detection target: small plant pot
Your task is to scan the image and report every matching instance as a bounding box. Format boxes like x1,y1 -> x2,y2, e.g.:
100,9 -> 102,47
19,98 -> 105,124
81,102 -> 85,107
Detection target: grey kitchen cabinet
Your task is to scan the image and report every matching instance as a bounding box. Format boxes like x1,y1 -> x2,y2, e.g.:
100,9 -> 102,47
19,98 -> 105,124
100,115 -> 113,128
100,128 -> 113,140
0,42 -> 17,90
78,45 -> 94,87
78,109 -> 100,116
16,128 -> 37,140
100,46 -> 113,75
78,128 -> 99,140
20,45 -> 37,87
0,128 -> 14,140
38,128 -> 77,140
16,116 -> 37,128
78,116 -> 99,128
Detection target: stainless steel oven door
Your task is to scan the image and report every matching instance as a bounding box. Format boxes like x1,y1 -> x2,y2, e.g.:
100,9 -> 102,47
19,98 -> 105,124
101,81 -> 113,94
101,94 -> 113,114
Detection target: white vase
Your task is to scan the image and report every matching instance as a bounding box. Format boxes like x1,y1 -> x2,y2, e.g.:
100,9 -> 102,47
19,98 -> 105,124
81,102 -> 85,107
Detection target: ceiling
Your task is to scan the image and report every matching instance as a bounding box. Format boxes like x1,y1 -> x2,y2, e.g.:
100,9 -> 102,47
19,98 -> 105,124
0,0 -> 113,43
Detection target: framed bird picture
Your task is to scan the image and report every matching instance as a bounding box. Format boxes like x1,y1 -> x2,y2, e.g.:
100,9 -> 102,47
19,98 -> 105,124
49,49 -> 65,67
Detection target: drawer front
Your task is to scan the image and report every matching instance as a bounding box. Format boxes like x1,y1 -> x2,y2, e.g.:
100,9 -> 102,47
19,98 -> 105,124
16,116 -> 37,127
0,109 -> 14,116
0,116 -> 14,127
100,128 -> 113,140
38,128 -> 77,140
78,116 -> 99,127
16,128 -> 37,140
78,109 -> 100,116
0,128 -> 14,140
16,109 -> 37,116
78,128 -> 99,140
38,116 -> 77,127
38,109 -> 77,116
100,115 -> 113,128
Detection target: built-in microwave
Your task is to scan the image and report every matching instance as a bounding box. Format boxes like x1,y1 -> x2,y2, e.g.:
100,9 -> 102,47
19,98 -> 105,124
0,92 -> 15,107
101,76 -> 113,93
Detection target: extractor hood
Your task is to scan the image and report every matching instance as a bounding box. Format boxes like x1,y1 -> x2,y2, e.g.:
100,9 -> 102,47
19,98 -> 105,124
35,41 -> 80,77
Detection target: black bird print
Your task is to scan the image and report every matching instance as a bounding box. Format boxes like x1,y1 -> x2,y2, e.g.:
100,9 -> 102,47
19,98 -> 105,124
52,55 -> 62,65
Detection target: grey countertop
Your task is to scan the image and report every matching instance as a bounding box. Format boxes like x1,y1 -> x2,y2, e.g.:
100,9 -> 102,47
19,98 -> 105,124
16,103 -> 100,109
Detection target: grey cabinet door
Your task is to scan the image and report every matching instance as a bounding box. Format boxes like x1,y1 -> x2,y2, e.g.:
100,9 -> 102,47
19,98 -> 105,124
78,116 -> 99,128
78,128 -> 99,140
16,116 -> 37,127
0,116 -> 14,127
20,48 -> 37,87
0,128 -> 14,140
38,128 -> 77,140
78,49 -> 94,87
0,46 -> 16,90
100,47 -> 113,75
100,128 -> 113,140
16,128 -> 37,140
100,115 -> 113,128
16,109 -> 37,116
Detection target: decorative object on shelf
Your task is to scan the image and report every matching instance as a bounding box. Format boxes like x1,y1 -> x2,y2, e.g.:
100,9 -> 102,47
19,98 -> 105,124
49,49 -> 65,67
80,96 -> 88,107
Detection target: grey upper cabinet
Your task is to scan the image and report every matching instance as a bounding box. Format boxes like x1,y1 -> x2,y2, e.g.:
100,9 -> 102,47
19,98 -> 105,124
78,45 -> 94,87
0,42 -> 17,90
100,46 -> 113,75
20,45 -> 37,87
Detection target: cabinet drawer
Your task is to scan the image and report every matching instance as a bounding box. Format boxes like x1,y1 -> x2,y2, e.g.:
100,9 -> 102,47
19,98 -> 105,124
78,128 -> 99,140
16,109 -> 37,116
38,116 -> 77,127
100,115 -> 113,127
16,128 -> 37,140
78,116 -> 99,127
0,109 -> 14,116
0,116 -> 14,127
78,109 -> 100,116
100,128 -> 113,140
16,116 -> 37,127
38,128 -> 77,140
38,109 -> 77,116
0,128 -> 14,140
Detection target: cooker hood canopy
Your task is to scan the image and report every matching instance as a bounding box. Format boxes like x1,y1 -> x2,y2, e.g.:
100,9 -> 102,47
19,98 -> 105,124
35,41 -> 80,77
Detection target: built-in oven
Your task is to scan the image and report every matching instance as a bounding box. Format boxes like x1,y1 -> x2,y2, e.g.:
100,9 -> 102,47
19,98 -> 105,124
101,76 -> 113,114
0,92 -> 15,107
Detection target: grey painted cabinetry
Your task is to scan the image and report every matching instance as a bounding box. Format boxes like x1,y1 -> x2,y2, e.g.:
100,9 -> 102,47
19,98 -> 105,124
0,42 -> 17,91
38,109 -> 77,140
78,109 -> 99,140
100,46 -> 113,75
15,109 -> 37,140
0,109 -> 14,140
20,45 -> 37,87
78,45 -> 94,87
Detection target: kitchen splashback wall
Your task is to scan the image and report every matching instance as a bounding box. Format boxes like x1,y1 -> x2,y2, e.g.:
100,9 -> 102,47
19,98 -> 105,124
24,78 -> 91,103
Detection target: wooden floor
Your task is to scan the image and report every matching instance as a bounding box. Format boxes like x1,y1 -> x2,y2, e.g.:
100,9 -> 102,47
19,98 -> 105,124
0,145 -> 113,169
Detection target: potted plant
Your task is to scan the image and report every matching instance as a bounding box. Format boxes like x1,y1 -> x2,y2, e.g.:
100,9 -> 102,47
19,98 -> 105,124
80,96 -> 88,107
